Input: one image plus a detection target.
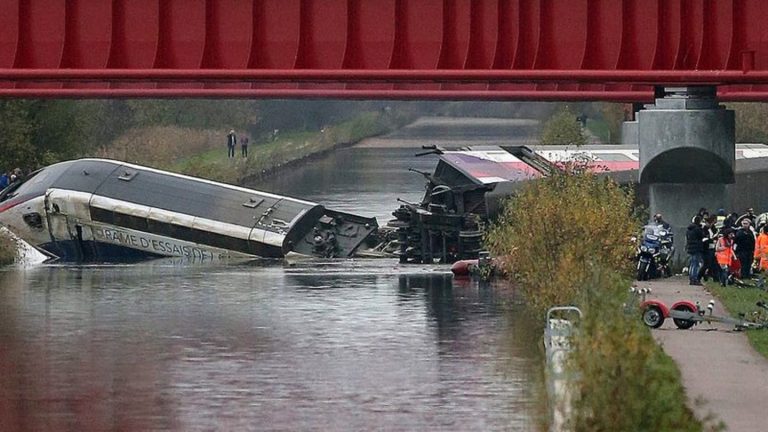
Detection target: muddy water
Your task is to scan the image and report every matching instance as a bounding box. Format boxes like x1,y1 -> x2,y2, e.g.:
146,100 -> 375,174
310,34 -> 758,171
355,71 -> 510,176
0,145 -> 542,431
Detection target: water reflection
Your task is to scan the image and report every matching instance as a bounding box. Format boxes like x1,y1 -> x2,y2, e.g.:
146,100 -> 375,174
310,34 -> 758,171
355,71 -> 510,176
0,261 -> 539,431
0,147 -> 540,431
256,147 -> 437,224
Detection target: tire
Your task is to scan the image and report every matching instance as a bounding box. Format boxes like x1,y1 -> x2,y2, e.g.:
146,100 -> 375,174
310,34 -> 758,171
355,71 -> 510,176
636,262 -> 649,281
672,305 -> 696,330
662,265 -> 673,278
642,306 -> 665,329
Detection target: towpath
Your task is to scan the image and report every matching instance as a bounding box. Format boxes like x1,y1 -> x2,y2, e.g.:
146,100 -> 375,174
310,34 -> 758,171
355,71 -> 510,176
635,276 -> 768,432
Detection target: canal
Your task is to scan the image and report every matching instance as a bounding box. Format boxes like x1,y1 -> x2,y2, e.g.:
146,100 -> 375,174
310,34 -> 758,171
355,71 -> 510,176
0,144 -> 542,431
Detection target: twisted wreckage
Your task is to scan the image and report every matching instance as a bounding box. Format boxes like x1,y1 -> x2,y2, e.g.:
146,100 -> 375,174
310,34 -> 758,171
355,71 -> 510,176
2,144 -> 767,264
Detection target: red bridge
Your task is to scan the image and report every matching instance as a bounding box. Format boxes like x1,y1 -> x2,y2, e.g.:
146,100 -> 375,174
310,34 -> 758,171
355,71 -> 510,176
3,0 -> 768,101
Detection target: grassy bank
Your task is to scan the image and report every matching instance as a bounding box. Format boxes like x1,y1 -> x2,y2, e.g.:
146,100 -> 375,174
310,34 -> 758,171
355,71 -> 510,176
485,169 -> 707,430
175,111 -> 393,184
100,110 -> 407,184
706,282 -> 768,358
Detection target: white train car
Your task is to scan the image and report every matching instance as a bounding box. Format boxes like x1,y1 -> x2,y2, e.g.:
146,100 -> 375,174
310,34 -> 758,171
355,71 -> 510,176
0,159 -> 377,263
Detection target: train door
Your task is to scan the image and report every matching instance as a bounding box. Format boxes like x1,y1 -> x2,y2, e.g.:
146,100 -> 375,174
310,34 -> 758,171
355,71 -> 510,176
45,189 -> 96,261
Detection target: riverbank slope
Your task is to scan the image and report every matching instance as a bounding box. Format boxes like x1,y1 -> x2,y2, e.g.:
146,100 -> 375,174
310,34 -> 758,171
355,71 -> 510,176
99,110 -> 411,184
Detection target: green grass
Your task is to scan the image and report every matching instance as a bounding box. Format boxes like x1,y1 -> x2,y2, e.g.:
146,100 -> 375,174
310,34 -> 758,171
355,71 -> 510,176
706,280 -> 768,358
173,112 -> 390,184
175,131 -> 317,174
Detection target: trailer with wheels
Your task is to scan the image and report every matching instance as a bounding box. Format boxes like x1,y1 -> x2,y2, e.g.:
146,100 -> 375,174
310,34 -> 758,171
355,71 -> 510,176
640,297 -> 768,331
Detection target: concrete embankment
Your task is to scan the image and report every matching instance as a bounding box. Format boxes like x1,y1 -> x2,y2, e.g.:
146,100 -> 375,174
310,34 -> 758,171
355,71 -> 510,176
636,276 -> 768,431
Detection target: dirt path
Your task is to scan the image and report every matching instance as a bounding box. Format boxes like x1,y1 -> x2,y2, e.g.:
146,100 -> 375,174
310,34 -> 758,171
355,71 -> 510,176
635,276 -> 768,431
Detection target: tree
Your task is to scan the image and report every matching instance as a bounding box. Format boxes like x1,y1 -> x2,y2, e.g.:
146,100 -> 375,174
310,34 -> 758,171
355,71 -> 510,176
599,102 -> 627,144
728,102 -> 768,143
0,100 -> 37,171
540,106 -> 588,146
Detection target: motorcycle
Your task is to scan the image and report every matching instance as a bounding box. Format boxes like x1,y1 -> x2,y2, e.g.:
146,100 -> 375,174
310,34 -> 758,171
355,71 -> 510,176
636,224 -> 675,281
656,228 -> 675,278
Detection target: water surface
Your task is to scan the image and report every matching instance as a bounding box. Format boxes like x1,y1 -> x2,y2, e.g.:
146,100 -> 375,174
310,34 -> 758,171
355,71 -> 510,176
0,146 -> 541,431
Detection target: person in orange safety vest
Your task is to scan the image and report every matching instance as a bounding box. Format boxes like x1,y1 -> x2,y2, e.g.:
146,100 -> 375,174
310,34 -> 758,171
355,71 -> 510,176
715,228 -> 736,287
754,224 -> 768,288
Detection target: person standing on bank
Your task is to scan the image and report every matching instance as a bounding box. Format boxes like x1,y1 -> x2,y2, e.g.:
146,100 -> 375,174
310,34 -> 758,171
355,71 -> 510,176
716,228 -> 736,287
227,129 -> 237,158
734,218 -> 756,279
686,215 -> 705,285
700,215 -> 719,282
754,224 -> 768,288
241,135 -> 249,158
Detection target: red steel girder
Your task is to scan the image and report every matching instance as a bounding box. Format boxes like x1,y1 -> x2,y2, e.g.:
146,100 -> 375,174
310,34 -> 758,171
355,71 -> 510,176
3,69 -> 768,84
3,0 -> 768,101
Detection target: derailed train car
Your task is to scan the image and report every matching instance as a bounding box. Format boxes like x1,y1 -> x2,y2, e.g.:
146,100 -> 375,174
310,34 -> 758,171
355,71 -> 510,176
0,159 -> 377,262
387,143 -> 768,264
387,145 -> 555,264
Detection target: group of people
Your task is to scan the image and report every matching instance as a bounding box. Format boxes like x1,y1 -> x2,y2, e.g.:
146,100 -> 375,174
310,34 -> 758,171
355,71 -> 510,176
0,168 -> 24,190
686,207 -> 768,287
226,129 -> 250,158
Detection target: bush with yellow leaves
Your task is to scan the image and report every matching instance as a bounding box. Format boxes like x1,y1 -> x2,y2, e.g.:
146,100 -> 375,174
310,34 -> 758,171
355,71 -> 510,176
484,167 -> 639,314
486,168 -> 720,431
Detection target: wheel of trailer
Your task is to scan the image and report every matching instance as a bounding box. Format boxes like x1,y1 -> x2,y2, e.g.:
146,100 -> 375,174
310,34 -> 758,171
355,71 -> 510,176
642,306 -> 665,328
672,304 -> 696,330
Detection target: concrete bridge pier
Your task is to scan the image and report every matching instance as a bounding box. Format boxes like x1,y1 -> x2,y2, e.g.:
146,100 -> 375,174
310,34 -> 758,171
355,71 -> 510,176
629,86 -> 735,267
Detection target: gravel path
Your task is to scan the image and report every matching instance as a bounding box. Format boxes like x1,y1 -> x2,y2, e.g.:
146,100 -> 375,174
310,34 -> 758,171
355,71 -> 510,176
636,276 -> 768,431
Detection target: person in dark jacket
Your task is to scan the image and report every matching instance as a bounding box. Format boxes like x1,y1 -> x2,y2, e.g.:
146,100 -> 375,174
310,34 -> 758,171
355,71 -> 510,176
692,207 -> 708,224
699,215 -> 719,282
227,129 -> 237,158
743,207 -> 757,225
734,218 -> 756,279
653,213 -> 671,230
686,215 -> 705,285
723,212 -> 740,231
241,135 -> 249,158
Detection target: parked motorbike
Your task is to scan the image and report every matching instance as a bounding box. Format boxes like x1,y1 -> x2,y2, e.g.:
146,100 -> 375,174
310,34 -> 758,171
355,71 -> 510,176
657,228 -> 675,277
636,224 -> 675,281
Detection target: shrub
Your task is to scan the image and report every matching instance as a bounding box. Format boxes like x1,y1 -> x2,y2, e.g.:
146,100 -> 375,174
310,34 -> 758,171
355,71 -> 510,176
485,168 -> 639,314
485,168 -> 716,431
540,106 -> 588,146
567,271 -> 706,432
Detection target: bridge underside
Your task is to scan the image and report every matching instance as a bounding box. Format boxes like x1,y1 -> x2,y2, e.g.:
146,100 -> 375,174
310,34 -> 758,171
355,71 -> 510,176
4,0 -> 768,99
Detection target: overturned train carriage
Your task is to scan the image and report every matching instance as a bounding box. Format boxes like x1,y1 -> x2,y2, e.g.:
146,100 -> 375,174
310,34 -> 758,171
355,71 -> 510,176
0,159 -> 377,262
388,143 -> 768,264
388,146 -> 552,264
